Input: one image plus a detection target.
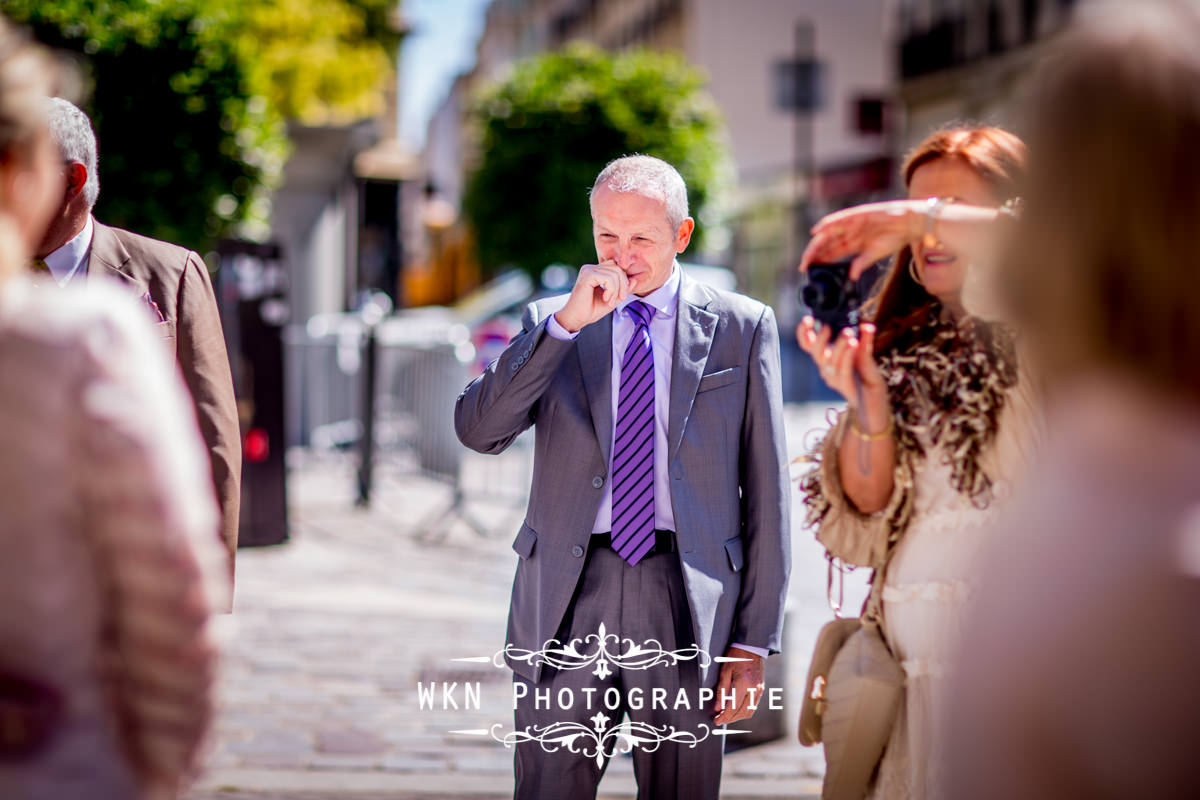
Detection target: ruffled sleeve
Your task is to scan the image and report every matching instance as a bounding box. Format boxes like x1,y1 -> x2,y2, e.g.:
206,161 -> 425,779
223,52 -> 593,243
798,409 -> 916,569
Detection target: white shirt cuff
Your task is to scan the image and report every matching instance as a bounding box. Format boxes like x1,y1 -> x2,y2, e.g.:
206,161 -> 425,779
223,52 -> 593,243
545,312 -> 580,341
729,642 -> 769,659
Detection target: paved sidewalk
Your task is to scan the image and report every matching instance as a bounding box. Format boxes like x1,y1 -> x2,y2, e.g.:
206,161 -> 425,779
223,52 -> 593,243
185,404 -> 863,800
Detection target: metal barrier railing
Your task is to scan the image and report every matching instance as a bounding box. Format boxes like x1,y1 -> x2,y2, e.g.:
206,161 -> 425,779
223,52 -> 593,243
283,308 -> 533,537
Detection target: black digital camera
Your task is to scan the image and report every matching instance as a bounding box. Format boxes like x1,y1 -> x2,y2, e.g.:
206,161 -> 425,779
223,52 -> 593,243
800,259 -> 862,342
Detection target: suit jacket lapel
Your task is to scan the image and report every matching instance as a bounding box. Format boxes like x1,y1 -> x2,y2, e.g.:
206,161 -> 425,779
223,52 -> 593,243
668,274 -> 717,461
577,311 -> 614,467
87,221 -> 145,292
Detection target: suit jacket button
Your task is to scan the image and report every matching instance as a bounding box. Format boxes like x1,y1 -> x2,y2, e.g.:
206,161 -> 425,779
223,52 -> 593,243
571,545 -> 585,558
592,476 -> 604,489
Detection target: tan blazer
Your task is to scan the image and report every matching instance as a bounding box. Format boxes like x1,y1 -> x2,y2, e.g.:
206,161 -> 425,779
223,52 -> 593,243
88,221 -> 242,576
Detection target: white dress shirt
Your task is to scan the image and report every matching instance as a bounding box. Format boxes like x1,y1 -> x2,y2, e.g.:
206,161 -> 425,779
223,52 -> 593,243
42,216 -> 94,286
546,264 -> 767,660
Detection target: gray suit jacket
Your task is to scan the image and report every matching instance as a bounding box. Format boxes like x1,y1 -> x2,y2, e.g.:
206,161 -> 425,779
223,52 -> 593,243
455,273 -> 790,684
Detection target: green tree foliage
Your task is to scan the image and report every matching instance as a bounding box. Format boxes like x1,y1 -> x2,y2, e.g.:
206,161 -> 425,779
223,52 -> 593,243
463,43 -> 729,279
2,0 -> 398,250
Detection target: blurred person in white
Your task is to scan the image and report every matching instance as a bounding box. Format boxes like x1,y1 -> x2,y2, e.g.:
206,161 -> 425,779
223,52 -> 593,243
0,17 -> 228,800
795,126 -> 1037,798
938,1 -> 1200,797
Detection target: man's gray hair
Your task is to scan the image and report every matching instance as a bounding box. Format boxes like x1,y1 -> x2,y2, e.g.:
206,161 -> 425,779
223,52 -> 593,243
590,154 -> 689,230
45,97 -> 99,209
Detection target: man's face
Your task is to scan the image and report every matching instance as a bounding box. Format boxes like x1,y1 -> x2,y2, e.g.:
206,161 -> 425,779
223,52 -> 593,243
11,128 -> 64,257
590,182 -> 693,296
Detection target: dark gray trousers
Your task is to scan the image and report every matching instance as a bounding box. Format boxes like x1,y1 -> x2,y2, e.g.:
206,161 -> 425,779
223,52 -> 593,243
513,543 -> 724,800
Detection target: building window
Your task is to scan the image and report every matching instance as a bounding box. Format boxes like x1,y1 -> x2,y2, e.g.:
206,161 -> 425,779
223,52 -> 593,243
899,14 -> 965,78
853,97 -> 887,135
1022,0 -> 1041,42
987,0 -> 1005,55
774,59 -> 824,112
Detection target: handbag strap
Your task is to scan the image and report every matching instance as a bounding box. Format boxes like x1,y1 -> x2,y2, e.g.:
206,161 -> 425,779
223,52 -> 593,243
859,540 -> 904,663
824,378 -> 906,643
825,553 -> 846,617
822,541 -> 890,634
861,556 -> 888,630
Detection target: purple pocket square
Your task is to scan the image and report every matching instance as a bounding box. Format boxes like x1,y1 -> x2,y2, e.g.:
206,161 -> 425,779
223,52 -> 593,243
141,291 -> 166,323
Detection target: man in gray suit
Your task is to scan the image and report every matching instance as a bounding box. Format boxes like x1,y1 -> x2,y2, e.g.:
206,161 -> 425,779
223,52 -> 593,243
455,155 -> 789,799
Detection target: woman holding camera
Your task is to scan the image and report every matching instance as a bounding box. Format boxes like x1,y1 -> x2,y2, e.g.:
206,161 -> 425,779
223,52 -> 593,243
796,125 -> 1036,799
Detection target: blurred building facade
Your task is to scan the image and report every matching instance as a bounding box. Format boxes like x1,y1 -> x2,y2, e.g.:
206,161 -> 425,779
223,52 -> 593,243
269,11 -> 418,322
415,0 -> 1090,399
894,0 -> 1080,148
419,0 -> 898,305
250,6 -> 418,465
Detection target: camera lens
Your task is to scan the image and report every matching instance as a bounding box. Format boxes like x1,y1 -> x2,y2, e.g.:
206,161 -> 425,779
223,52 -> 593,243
801,283 -> 822,309
802,275 -> 842,312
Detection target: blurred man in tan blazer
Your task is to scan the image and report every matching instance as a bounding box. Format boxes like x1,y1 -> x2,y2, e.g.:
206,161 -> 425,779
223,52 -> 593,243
32,98 -> 241,591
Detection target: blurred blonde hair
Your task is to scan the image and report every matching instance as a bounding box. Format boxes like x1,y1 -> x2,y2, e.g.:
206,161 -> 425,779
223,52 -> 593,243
1000,0 -> 1200,404
0,16 -> 56,285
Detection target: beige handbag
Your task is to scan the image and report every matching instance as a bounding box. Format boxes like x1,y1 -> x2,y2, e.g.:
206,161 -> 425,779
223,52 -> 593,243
799,614 -> 860,746
800,556 -> 906,800
819,616 -> 905,799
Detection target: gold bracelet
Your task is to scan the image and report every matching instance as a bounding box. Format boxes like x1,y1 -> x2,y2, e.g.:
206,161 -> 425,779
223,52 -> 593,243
923,196 -> 948,248
849,413 -> 894,441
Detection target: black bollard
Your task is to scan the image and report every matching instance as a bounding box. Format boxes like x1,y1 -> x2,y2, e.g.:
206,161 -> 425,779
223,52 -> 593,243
356,323 -> 379,507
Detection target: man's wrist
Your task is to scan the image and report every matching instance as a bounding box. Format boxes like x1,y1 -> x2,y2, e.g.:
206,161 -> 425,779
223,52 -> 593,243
546,312 -> 581,341
729,642 -> 768,660
552,310 -> 583,334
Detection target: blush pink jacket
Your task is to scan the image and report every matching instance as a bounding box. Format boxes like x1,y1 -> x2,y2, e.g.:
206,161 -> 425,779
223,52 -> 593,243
0,276 -> 228,799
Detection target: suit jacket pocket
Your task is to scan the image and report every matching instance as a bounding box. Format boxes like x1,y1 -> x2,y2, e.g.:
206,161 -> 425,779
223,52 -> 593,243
697,366 -> 741,393
153,320 -> 176,342
724,536 -> 745,572
512,523 -> 538,560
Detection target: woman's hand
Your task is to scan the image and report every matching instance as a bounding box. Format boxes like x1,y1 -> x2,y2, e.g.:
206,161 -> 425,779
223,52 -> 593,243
798,199 -> 1001,280
801,318 -> 896,510
797,317 -> 890,426
799,200 -> 922,280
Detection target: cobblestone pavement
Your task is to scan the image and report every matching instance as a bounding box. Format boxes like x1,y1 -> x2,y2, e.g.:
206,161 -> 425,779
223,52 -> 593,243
185,404 -> 865,800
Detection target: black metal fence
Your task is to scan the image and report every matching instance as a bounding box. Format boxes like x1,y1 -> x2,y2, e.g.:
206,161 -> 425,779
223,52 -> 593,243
283,307 -> 533,537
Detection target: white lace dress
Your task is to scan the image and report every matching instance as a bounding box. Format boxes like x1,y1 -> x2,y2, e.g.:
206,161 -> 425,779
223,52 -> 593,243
807,376 -> 1040,800
868,448 -> 1010,797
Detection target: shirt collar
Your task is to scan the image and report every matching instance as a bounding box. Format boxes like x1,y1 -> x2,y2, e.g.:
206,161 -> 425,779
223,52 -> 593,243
43,215 -> 94,286
620,261 -> 680,320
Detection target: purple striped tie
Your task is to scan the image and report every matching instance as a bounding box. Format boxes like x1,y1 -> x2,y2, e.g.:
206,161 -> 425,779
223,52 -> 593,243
611,300 -> 656,565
